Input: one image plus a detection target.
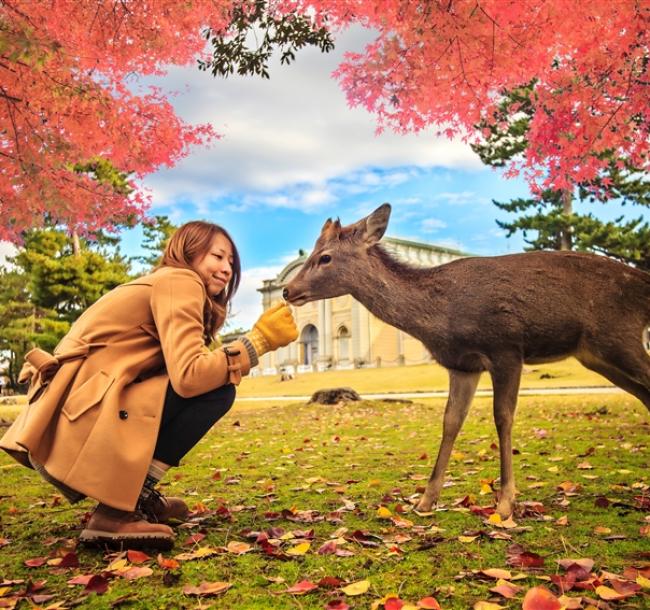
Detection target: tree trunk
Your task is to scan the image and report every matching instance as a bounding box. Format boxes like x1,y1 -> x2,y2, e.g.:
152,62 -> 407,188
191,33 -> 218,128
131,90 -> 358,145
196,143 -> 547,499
560,189 -> 573,251
72,231 -> 81,257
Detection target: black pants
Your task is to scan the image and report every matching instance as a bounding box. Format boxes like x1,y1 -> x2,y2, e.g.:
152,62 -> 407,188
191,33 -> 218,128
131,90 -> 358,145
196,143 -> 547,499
153,383 -> 236,466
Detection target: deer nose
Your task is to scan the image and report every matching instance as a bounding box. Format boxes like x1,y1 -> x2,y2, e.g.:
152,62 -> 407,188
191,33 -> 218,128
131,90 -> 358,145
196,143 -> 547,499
282,287 -> 289,300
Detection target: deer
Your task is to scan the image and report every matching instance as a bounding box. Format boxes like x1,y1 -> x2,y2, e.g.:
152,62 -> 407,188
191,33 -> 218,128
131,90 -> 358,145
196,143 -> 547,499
283,203 -> 650,517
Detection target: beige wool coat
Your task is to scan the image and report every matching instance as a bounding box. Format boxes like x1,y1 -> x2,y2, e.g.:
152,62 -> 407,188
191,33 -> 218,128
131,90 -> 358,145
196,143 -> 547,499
0,267 -> 251,510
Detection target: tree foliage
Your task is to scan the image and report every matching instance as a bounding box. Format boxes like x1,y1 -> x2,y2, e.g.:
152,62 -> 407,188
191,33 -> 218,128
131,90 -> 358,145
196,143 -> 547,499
134,215 -> 178,271
472,83 -> 650,270
201,0 -> 334,79
0,228 -> 131,389
292,0 -> 649,193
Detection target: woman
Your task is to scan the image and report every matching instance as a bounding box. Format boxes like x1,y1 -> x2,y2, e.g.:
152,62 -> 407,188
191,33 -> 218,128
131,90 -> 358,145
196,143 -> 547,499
1,221 -> 298,549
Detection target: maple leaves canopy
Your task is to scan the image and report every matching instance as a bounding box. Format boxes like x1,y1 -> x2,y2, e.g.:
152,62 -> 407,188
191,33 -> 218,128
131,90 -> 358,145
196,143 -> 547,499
2,0 -> 648,241
0,0 -> 232,241
284,0 -> 649,192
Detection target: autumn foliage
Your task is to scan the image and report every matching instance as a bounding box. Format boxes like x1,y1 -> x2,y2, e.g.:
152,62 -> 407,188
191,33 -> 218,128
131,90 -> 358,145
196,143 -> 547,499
1,1 -> 648,240
290,0 -> 649,192
0,0 -> 229,241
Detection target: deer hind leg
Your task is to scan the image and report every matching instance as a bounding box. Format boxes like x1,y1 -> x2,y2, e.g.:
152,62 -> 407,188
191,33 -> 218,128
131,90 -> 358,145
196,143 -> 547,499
416,369 -> 480,512
490,356 -> 523,517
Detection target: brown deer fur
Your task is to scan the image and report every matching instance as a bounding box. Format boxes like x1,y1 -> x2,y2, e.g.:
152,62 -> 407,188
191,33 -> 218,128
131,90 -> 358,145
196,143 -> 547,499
283,203 -> 650,516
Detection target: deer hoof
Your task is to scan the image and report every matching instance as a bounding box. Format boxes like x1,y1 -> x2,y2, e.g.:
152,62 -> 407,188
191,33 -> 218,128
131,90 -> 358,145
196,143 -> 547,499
496,498 -> 515,518
415,498 -> 435,513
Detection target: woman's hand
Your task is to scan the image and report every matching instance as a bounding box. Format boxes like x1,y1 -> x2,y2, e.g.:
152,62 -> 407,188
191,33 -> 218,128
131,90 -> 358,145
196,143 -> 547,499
245,303 -> 298,357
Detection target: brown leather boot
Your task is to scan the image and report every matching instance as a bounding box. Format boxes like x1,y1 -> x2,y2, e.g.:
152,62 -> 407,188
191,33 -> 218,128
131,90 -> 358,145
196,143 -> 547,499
138,489 -> 189,523
79,503 -> 175,550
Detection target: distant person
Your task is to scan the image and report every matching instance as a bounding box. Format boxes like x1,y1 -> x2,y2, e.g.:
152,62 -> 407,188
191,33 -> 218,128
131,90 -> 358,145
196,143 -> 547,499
1,221 -> 298,549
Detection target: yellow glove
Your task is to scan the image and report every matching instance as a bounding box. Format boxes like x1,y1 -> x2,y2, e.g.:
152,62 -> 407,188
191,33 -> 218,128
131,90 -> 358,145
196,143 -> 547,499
245,302 -> 298,358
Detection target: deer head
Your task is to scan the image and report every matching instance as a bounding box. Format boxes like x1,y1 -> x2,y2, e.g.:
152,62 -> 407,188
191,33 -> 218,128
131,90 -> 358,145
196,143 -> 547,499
283,203 -> 392,305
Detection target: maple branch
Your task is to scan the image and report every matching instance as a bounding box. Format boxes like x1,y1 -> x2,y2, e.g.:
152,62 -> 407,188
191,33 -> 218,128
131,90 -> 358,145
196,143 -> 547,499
475,2 -> 524,48
456,38 -> 481,103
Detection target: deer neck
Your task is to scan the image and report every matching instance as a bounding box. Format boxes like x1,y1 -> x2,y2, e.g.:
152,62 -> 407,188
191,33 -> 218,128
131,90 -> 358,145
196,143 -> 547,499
349,249 -> 433,337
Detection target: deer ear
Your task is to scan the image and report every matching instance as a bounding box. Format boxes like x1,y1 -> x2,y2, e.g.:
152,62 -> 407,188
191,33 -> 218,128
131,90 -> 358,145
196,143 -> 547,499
364,203 -> 391,246
320,218 -> 333,234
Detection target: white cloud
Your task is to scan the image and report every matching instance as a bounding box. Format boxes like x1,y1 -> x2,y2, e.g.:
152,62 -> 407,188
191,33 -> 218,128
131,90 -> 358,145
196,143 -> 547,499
421,218 -> 447,232
0,241 -> 16,269
143,26 -> 482,210
432,191 -> 489,206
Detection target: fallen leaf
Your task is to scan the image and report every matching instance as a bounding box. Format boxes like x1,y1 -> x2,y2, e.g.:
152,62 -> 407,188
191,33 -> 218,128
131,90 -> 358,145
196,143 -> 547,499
183,581 -> 231,597
84,574 -> 109,595
326,600 -> 350,610
24,557 -> 47,568
157,554 -> 180,570
473,602 -> 505,610
286,541 -> 311,556
341,580 -> 371,596
126,550 -> 150,564
285,580 -> 318,595
489,580 -> 521,599
417,596 -> 442,609
522,586 -> 562,610
481,569 -> 512,580
377,506 -> 392,519
122,566 -> 153,580
226,541 -> 252,555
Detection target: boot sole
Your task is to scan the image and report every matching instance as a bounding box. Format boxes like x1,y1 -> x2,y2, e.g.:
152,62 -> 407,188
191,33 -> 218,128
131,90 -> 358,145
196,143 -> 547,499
79,529 -> 174,551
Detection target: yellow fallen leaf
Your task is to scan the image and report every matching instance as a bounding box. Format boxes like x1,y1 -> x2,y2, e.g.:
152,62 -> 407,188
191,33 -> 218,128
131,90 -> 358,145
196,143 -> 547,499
481,568 -> 512,580
368,479 -> 382,487
594,526 -> 611,535
637,575 -> 650,588
555,515 -> 569,526
458,535 -> 478,543
286,542 -> 311,556
377,506 -> 392,519
488,513 -> 502,524
595,585 -> 626,600
473,602 -> 505,610
547,466 -> 559,473
107,558 -> 129,572
480,483 -> 493,495
341,580 -> 371,596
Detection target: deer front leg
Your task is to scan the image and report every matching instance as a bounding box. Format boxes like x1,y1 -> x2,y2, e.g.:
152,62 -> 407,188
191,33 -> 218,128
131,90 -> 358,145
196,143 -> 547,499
490,357 -> 523,517
416,369 -> 480,512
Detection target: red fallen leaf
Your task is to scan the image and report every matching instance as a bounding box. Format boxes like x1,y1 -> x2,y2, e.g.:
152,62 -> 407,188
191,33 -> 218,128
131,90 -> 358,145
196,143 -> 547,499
317,541 -> 338,555
634,495 -> 650,510
346,530 -> 381,548
318,576 -> 345,588
609,579 -> 642,597
418,597 -> 442,609
212,470 -> 222,480
183,533 -> 206,546
285,580 -> 318,595
24,557 -> 47,568
57,551 -> 79,568
157,554 -> 180,570
558,558 -> 595,573
506,550 -> 544,568
326,601 -> 350,610
292,529 -> 315,539
68,574 -> 94,586
23,579 -> 47,594
385,597 -> 404,610
623,566 -> 650,580
594,496 -> 610,508
267,527 -> 285,538
84,574 -> 109,595
490,581 -> 522,599
522,586 -> 562,610
0,539 -> 10,548
264,511 -> 281,521
127,550 -> 151,564
550,572 -> 576,593
122,566 -> 153,580
29,594 -> 55,604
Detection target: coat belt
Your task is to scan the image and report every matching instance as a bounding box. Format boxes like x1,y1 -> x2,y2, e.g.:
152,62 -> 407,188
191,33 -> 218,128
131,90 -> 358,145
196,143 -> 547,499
19,339 -> 107,385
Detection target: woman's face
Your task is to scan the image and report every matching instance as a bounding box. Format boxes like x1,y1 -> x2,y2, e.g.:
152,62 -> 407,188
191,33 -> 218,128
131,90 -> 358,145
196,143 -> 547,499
192,232 -> 234,296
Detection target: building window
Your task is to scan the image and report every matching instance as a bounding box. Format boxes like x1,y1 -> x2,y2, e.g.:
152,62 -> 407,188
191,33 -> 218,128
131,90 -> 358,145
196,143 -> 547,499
300,324 -> 319,365
337,325 -> 350,362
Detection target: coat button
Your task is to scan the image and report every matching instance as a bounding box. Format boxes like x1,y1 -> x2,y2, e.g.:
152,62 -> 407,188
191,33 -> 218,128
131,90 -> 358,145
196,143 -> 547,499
119,410 -> 128,420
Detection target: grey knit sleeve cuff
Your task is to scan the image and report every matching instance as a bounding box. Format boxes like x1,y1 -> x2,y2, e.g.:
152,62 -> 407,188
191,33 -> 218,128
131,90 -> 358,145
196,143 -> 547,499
239,335 -> 259,369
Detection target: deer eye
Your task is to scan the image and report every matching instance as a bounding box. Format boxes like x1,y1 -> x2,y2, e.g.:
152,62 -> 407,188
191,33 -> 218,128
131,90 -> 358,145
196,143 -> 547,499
318,254 -> 332,265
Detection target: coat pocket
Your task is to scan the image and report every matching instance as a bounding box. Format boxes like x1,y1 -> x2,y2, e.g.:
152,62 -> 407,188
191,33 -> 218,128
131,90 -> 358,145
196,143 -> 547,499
62,370 -> 114,422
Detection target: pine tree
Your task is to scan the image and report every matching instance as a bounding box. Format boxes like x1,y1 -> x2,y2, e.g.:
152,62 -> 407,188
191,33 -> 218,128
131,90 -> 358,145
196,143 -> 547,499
472,83 -> 650,271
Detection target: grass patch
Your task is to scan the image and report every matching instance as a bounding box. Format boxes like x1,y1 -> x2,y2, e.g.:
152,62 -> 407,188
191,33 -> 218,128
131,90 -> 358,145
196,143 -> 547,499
0,392 -> 648,608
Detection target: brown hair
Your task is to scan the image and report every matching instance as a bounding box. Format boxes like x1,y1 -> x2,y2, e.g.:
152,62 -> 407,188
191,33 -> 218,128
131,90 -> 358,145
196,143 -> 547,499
159,221 -> 241,343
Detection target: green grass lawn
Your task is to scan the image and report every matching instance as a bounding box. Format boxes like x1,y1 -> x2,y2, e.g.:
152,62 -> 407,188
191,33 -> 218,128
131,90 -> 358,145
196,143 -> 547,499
0,390 -> 648,609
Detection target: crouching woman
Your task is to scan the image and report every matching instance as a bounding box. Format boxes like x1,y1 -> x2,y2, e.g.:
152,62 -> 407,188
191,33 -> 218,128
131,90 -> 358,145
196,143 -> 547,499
0,221 -> 298,549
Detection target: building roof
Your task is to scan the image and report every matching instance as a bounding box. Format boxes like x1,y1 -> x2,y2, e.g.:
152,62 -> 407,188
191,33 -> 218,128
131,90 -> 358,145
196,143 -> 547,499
260,235 -> 471,292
